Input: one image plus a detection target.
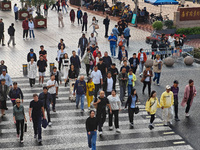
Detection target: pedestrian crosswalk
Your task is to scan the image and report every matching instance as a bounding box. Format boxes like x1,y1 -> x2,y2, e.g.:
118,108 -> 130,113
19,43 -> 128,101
0,76 -> 194,150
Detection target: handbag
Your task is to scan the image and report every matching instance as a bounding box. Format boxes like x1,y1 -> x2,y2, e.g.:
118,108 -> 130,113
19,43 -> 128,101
134,106 -> 139,114
118,41 -> 123,47
95,24 -> 99,29
89,91 -> 95,96
42,118 -> 48,128
24,122 -> 27,132
140,77 -> 145,83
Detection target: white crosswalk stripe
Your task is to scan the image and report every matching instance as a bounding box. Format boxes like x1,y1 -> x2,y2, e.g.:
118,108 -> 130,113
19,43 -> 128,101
0,76 -> 194,150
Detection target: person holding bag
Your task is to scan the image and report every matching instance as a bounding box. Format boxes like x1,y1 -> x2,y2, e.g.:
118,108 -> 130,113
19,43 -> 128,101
145,91 -> 161,130
86,77 -> 95,110
138,48 -> 147,77
141,66 -> 153,96
13,99 -> 27,143
82,48 -> 94,77
125,88 -> 139,129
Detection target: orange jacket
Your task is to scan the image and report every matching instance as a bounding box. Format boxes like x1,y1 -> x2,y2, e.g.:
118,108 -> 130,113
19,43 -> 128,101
138,52 -> 147,62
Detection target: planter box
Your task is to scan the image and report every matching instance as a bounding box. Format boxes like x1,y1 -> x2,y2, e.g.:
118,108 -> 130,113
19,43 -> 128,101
69,0 -> 81,6
0,1 -> 11,11
186,34 -> 200,40
18,11 -> 29,20
157,29 -> 176,34
34,18 -> 47,28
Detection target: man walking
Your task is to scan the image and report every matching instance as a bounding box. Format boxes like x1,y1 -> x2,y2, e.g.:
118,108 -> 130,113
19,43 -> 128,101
0,18 -> 5,46
103,16 -> 110,38
77,8 -> 83,25
70,50 -> 81,76
123,25 -> 130,47
58,9 -> 64,27
14,4 -> 18,21
78,33 -> 88,58
118,68 -> 128,103
8,23 -> 16,46
29,94 -> 46,145
0,60 -> 7,74
9,82 -> 23,106
160,85 -> 174,126
22,18 -> 29,40
39,87 -> 52,126
108,32 -> 117,58
0,79 -> 9,117
37,55 -> 47,86
129,53 -> 139,74
47,75 -> 58,112
73,76 -> 86,112
0,69 -> 12,88
112,25 -> 119,40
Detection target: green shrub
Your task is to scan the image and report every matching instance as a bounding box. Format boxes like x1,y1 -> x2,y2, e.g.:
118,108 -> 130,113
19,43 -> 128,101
164,20 -> 173,29
176,27 -> 200,35
152,21 -> 163,30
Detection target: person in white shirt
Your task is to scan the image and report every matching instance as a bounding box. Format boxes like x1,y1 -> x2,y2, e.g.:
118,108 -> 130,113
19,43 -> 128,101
168,34 -> 175,50
46,75 -> 58,112
90,65 -> 103,101
107,90 -> 121,132
28,19 -> 35,39
28,57 -> 37,87
103,72 -> 113,97
27,5 -> 34,18
88,33 -> 98,47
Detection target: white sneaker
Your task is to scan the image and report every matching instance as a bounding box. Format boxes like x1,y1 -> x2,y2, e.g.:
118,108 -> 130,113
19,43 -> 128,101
23,38 -> 25,40
186,113 -> 190,117
116,128 -> 121,133
109,126 -> 113,130
153,81 -> 155,85
99,131 -> 103,136
157,83 -> 160,86
20,140 -> 24,143
48,122 -> 52,126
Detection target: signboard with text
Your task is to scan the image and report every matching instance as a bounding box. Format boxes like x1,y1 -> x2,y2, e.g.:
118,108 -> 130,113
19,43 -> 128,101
131,14 -> 137,24
180,7 -> 200,21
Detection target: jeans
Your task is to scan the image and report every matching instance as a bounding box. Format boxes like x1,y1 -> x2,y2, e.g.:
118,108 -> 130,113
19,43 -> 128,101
110,44 -> 116,57
86,64 -> 90,77
120,85 -> 126,102
74,68 -> 80,77
45,107 -> 51,122
76,94 -> 85,110
87,131 -> 97,150
23,30 -> 28,38
125,36 -> 130,47
15,11 -> 18,20
108,109 -> 119,128
81,47 -> 86,58
29,78 -> 35,87
131,66 -> 137,74
94,84 -> 101,101
185,98 -> 192,113
77,18 -> 82,24
62,5 -> 67,13
29,30 -> 35,38
51,94 -> 56,110
8,36 -> 15,45
128,108 -> 136,124
32,116 -> 42,140
96,108 -> 106,131
139,62 -> 144,75
82,23 -> 87,32
58,58 -> 63,71
153,72 -> 161,84
142,81 -> 151,96
113,78 -> 116,90
127,84 -> 133,96
16,119 -> 24,141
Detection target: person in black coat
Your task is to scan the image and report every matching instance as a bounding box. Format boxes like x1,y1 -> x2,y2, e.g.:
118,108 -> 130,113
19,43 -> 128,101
7,23 -> 16,46
129,53 -> 139,74
102,51 -> 112,69
58,38 -> 65,50
0,60 -> 7,75
151,40 -> 158,60
108,63 -> 118,90
0,18 -> 5,46
27,49 -> 37,62
103,16 -> 110,38
78,34 -> 88,58
70,51 -> 81,76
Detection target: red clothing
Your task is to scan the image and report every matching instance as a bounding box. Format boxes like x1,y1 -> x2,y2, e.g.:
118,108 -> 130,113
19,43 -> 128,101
22,20 -> 29,30
138,52 -> 147,62
181,85 -> 197,107
70,10 -> 75,22
61,0 -> 66,6
93,50 -> 101,66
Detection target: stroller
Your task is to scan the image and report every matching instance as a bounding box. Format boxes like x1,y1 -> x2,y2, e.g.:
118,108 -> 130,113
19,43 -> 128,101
69,79 -> 76,102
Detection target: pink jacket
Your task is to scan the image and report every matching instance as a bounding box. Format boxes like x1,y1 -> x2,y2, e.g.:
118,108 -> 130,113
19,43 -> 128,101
181,85 -> 197,107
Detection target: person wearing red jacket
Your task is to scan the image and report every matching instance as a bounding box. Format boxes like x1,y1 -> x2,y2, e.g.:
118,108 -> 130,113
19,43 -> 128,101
70,9 -> 75,24
138,48 -> 147,77
93,46 -> 101,66
22,18 -> 29,40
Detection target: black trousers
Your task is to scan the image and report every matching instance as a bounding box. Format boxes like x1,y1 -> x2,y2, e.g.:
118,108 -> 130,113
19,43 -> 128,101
51,4 -> 57,10
15,11 -> 18,20
23,30 -> 28,38
16,119 -> 24,141
108,109 -> 119,128
58,58 -> 63,71
96,109 -> 106,132
185,98 -> 192,113
142,81 -> 151,96
105,92 -> 111,97
125,36 -> 130,47
82,23 -> 87,32
29,78 -> 35,87
74,68 -> 80,77
85,64 -> 90,77
174,98 -> 179,118
44,107 -> 51,122
105,25 -> 109,37
128,108 -> 136,124
78,18 -> 82,24
131,67 -> 137,74
150,114 -> 155,124
94,84 -> 101,101
113,78 -> 116,90
81,47 -> 86,58
51,94 -> 56,110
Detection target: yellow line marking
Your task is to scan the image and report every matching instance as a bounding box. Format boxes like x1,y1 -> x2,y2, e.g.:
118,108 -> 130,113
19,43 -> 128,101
163,132 -> 175,135
154,123 -> 164,126
173,141 -> 186,145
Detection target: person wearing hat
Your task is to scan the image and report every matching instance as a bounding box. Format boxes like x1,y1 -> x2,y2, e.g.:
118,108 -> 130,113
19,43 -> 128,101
9,82 -> 24,106
0,79 -> 9,117
108,32 -> 117,58
27,49 -> 37,62
7,23 -> 16,46
28,57 -> 37,87
39,45 -> 47,61
0,18 -> 5,46
86,77 -> 95,110
0,69 -> 12,88
160,85 -> 174,126
0,60 -> 7,75
181,79 -> 197,118
171,80 -> 180,121
39,87 -> 52,126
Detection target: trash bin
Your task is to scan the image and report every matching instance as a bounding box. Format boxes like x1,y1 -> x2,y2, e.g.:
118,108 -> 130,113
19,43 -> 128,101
50,63 -> 54,73
22,64 -> 28,76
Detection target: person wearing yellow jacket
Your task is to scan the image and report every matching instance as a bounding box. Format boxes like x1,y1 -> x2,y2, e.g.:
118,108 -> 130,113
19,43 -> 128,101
127,69 -> 137,96
160,85 -> 174,126
145,91 -> 161,130
86,78 -> 95,110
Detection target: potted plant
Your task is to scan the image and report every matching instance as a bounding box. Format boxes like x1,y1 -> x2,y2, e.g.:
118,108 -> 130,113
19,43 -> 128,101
18,7 -> 29,20
176,27 -> 200,40
34,14 -> 47,28
0,0 -> 11,11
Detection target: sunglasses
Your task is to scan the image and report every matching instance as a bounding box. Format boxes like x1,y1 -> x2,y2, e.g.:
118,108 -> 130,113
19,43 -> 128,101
16,102 -> 20,104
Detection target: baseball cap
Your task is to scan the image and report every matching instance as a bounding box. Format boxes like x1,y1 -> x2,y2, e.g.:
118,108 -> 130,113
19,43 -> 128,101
166,85 -> 171,90
30,48 -> 34,52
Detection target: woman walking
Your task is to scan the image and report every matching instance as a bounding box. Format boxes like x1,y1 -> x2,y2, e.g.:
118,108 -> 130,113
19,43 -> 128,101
13,99 -> 27,143
57,46 -> 66,71
82,48 -> 94,77
127,69 -> 136,96
107,90 -> 121,132
86,77 -> 95,110
141,66 -> 153,96
90,17 -> 98,36
145,91 -> 161,130
82,12 -> 88,33
28,57 -> 37,87
86,110 -> 98,150
69,9 -> 75,24
28,19 -> 35,39
153,55 -> 162,86
62,53 -> 69,87
125,88 -> 139,129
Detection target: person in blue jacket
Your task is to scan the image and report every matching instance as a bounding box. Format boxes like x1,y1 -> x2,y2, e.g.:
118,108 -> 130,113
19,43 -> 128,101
77,8 -> 83,25
118,46 -> 128,63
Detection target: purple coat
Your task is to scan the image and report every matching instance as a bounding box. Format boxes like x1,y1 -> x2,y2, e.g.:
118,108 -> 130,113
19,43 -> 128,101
181,85 -> 197,107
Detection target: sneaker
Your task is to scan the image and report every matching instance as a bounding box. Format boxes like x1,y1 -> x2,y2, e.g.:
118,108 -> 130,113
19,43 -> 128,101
175,118 -> 180,121
7,43 -> 9,46
163,123 -> 168,126
185,113 -> 190,117
88,107 -> 90,111
130,123 -> 134,129
34,134 -> 37,139
168,122 -> 173,126
148,125 -> 153,130
2,44 -> 5,46
53,109 -> 56,112
99,131 -> 103,136
48,122 -> 52,126
81,109 -> 84,112
23,38 -> 25,40
76,105 -> 78,109
157,83 -> 160,86
20,140 -> 24,143
38,141 -> 42,146
153,81 -> 155,85
13,43 -> 16,46
116,128 -> 121,133
109,126 -> 113,130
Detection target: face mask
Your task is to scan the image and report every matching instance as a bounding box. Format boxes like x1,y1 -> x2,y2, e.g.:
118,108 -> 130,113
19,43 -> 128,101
141,51 -> 143,53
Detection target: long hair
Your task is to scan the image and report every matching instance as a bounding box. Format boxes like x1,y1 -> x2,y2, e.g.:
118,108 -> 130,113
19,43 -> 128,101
148,91 -> 156,101
131,88 -> 138,99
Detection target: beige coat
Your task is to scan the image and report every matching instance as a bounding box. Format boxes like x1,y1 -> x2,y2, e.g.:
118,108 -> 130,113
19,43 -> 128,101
153,59 -> 162,73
